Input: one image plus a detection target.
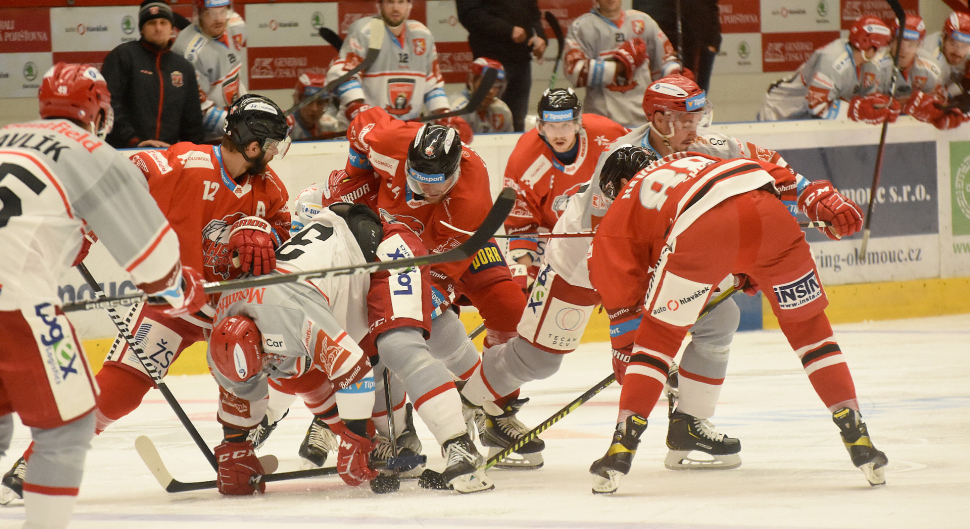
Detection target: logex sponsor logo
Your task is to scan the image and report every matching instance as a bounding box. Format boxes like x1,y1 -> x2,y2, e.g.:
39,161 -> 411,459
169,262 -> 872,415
773,270 -> 822,309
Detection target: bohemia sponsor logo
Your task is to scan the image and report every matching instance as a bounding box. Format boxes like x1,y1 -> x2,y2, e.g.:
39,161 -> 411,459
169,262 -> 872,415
773,270 -> 822,310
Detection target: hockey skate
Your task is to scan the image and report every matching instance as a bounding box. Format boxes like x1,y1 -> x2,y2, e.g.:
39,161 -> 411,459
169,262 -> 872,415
298,416 -> 338,468
665,411 -> 741,470
833,407 -> 888,486
440,434 -> 494,493
371,404 -> 425,478
0,456 -> 25,506
480,398 -> 544,469
248,409 -> 288,450
590,415 -> 648,494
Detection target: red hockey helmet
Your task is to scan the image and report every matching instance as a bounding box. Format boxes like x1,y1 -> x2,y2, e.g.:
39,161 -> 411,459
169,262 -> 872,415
641,74 -> 712,127
39,63 -> 114,138
295,72 -> 327,100
944,11 -> 970,45
194,0 -> 231,11
209,315 -> 264,382
469,57 -> 507,96
849,16 -> 892,51
322,169 -> 379,209
890,15 -> 926,41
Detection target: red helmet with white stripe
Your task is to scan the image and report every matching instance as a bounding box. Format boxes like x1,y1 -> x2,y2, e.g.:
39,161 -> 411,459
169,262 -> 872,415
890,15 -> 926,41
209,315 -> 264,383
849,16 -> 892,51
944,11 -> 970,45
39,63 -> 114,138
193,0 -> 231,11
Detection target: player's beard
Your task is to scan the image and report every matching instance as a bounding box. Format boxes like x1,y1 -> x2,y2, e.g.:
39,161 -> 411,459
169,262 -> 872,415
245,150 -> 270,176
381,11 -> 406,28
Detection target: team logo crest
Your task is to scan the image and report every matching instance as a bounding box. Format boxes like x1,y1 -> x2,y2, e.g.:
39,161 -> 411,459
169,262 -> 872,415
862,71 -> 876,89
413,38 -> 426,56
171,71 -> 183,87
913,76 -> 927,92
425,145 -> 434,156
222,68 -> 241,106
386,78 -> 416,116
551,182 -> 584,216
631,20 -> 644,35
490,113 -> 504,131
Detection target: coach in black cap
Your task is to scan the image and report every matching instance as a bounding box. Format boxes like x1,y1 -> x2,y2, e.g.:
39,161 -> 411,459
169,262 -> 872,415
101,0 -> 204,148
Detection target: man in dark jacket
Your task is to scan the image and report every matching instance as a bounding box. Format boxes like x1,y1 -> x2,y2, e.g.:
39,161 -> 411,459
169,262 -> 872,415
102,0 -> 204,148
457,0 -> 547,131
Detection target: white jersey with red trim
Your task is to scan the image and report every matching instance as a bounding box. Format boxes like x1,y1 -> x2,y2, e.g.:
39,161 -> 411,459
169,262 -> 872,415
327,17 -> 448,120
0,119 -> 180,310
172,11 -> 247,142
449,90 -> 513,133
545,124 -> 805,289
564,9 -> 680,128
919,32 -> 969,96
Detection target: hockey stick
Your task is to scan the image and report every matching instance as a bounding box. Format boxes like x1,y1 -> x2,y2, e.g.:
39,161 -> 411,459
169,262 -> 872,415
859,0 -> 906,256
413,68 -> 499,122
63,188 -> 516,313
76,263 -> 219,471
544,11 -> 565,89
441,221 -> 832,239
318,27 -> 344,49
380,371 -> 427,474
480,286 -> 738,472
135,435 -> 338,493
284,17 -> 386,117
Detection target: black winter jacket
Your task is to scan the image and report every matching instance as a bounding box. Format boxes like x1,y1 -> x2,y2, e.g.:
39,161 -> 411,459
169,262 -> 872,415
456,0 -> 547,66
102,39 -> 204,148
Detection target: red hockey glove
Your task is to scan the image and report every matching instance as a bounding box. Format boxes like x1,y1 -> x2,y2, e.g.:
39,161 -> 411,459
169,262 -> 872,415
215,440 -> 266,495
605,38 -> 647,92
906,91 -> 970,130
847,94 -> 900,125
72,228 -> 98,267
797,180 -> 863,240
509,263 -> 539,294
160,265 -> 210,318
611,346 -> 633,385
434,115 -> 474,145
344,100 -> 372,122
229,216 -> 277,276
330,421 -> 378,487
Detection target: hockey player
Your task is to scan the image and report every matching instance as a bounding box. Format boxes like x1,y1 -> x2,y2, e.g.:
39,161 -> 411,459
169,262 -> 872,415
206,206 -> 381,494
586,150 -> 886,494
0,63 -> 206,526
564,0 -> 681,128
288,73 -> 342,141
327,0 -> 448,123
449,58 -> 513,134
908,12 -> 970,129
758,16 -> 898,123
920,11 -> 970,94
1,94 -> 291,501
172,0 -> 247,142
503,88 -> 627,292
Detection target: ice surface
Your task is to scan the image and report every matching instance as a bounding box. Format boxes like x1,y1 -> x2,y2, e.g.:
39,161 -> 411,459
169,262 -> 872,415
0,314 -> 967,528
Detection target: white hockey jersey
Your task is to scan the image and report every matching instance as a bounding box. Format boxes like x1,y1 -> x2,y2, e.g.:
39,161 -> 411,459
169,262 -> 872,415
919,32 -> 969,97
564,9 -> 680,128
449,89 -> 513,133
758,39 -> 893,121
172,11 -> 247,142
859,52 -> 945,102
327,17 -> 449,120
0,119 -> 180,310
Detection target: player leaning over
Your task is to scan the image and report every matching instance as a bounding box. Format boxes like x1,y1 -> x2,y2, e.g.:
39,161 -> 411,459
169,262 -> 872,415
758,16 -> 898,123
0,63 -> 206,526
564,0 -> 681,128
586,148 -> 886,493
205,206 -> 383,495
173,0 -> 248,142
449,58 -> 514,134
909,12 -> 970,129
1,94 -> 291,502
288,73 -> 342,141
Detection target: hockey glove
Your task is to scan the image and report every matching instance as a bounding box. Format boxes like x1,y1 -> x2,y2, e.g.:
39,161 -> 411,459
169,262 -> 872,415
847,94 -> 900,125
605,38 -> 647,92
797,180 -> 863,240
434,115 -> 474,146
611,346 -> 633,385
229,216 -> 278,276
905,91 -> 970,130
330,421 -> 378,487
215,440 -> 266,495
344,100 -> 372,122
509,263 -> 539,294
159,265 -> 210,318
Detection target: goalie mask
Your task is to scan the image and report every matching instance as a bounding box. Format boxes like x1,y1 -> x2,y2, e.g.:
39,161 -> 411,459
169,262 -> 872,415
405,123 -> 462,203
210,315 -> 271,383
600,145 -> 658,200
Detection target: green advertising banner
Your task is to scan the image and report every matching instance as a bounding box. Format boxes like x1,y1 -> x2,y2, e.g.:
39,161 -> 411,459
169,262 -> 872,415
950,141 -> 970,237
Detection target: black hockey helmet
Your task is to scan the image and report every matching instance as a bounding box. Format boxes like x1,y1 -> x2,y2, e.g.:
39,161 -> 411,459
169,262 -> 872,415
225,94 -> 291,161
405,123 -> 462,200
600,145 -> 658,200
537,87 -> 581,124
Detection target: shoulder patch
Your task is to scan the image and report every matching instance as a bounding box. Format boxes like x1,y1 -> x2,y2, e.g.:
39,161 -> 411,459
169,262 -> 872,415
140,150 -> 173,174
176,150 -> 214,170
832,51 -> 851,74
521,155 -> 554,188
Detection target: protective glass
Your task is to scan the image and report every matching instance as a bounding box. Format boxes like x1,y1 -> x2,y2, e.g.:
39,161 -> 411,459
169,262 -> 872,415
665,102 -> 713,132
201,6 -> 230,22
538,118 -> 582,138
405,162 -> 459,199
263,136 -> 291,160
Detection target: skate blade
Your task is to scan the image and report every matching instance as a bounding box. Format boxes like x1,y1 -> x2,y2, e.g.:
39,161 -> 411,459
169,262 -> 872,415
860,462 -> 886,487
664,450 -> 741,471
299,457 -> 326,470
486,446 -> 544,470
449,469 -> 495,494
0,485 -> 21,507
591,470 -> 621,494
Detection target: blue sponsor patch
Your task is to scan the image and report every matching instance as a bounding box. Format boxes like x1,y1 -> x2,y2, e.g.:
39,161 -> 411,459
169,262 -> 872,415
541,109 -> 575,122
953,30 -> 970,44
348,148 -> 371,169
773,270 -> 822,309
685,91 -> 706,111
406,165 -> 446,184
469,242 -> 506,272
609,315 -> 642,338
338,375 -> 376,394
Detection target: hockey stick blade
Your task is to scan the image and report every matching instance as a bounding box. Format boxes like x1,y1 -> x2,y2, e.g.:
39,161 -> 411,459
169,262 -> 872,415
318,27 -> 344,49
414,68 -> 499,122
284,17 -> 385,117
136,436 -> 337,493
63,188 -> 516,312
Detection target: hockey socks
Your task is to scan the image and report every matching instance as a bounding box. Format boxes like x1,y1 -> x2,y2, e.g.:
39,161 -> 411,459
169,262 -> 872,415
94,364 -> 153,433
780,313 -> 859,411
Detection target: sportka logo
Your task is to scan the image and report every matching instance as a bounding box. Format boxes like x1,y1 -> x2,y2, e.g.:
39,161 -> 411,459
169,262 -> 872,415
773,270 -> 822,309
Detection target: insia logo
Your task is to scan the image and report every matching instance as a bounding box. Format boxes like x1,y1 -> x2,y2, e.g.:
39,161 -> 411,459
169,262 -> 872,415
773,270 -> 822,309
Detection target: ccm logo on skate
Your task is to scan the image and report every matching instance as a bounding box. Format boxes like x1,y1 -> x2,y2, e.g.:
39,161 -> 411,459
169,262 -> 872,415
773,270 -> 822,309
